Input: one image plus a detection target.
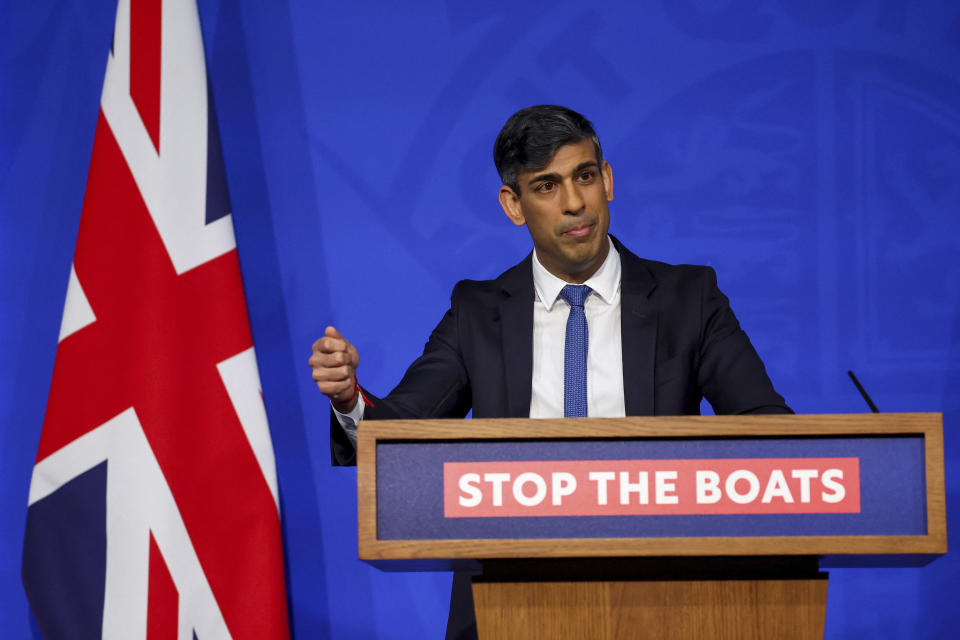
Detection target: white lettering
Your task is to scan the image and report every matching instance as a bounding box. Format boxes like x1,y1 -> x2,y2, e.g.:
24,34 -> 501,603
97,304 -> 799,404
620,471 -> 649,505
821,469 -> 845,503
589,471 -> 616,506
696,470 -> 721,504
761,469 -> 794,503
655,470 -> 679,504
726,470 -> 760,504
551,472 -> 577,506
512,472 -> 548,507
458,473 -> 482,507
791,469 -> 818,503
483,473 -> 511,507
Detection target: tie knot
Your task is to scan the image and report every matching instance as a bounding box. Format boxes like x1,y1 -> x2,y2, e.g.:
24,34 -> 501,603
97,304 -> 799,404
560,284 -> 591,308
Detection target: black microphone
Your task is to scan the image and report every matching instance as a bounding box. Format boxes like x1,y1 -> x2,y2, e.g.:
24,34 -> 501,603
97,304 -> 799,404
847,370 -> 879,413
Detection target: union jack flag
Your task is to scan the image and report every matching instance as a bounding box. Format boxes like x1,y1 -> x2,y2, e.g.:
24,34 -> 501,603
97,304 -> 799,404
22,0 -> 290,638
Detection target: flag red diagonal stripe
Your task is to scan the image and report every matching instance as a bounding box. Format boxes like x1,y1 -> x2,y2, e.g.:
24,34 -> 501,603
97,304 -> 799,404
131,0 -> 162,152
147,533 -> 177,640
39,111 -> 251,458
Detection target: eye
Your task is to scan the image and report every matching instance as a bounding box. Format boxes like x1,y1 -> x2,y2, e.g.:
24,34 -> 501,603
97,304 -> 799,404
536,181 -> 555,193
578,170 -> 596,183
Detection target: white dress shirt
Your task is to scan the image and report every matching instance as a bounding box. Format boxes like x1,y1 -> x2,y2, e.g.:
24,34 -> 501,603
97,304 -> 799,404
529,237 -> 625,418
335,236 -> 627,441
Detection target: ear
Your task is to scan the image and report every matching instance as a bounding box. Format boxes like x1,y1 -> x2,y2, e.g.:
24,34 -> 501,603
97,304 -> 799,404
601,161 -> 614,203
499,185 -> 526,227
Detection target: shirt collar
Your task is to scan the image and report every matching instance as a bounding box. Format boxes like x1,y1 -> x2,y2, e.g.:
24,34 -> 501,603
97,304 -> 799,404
532,236 -> 621,311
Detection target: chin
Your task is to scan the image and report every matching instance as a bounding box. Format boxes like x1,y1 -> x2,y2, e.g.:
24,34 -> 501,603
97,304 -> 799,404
566,247 -> 603,269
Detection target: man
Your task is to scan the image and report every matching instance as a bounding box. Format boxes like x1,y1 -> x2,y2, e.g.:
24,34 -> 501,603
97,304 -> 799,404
309,105 -> 791,637
311,105 -> 790,460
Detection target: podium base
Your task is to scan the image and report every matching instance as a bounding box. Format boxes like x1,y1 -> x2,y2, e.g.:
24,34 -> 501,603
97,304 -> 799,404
471,557 -> 827,640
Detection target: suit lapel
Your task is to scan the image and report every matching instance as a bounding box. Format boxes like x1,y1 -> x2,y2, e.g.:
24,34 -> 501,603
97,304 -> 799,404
614,237 -> 658,416
494,240 -> 656,418
498,255 -> 534,418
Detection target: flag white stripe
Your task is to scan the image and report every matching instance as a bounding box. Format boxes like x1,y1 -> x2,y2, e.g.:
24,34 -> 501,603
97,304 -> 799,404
58,264 -> 97,343
218,348 -> 281,509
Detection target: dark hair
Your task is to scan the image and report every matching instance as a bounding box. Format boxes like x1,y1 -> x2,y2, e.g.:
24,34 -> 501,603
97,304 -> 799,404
493,105 -> 603,194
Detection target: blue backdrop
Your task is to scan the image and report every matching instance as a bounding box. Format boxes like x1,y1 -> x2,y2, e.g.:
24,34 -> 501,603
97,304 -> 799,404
2,0 -> 958,637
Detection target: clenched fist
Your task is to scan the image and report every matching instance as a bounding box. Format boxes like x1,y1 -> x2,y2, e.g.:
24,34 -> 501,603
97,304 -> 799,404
309,326 -> 360,413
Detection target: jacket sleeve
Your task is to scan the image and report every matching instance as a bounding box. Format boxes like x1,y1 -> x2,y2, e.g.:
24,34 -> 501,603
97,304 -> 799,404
329,284 -> 473,466
695,267 -> 793,415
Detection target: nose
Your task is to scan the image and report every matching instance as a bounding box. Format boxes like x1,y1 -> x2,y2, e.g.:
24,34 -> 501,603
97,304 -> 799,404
563,182 -> 585,215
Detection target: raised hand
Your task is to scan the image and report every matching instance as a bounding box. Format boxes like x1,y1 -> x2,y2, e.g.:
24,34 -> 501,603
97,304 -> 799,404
309,326 -> 360,413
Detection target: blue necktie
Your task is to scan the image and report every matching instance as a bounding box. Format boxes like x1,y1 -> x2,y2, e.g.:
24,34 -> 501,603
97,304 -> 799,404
560,284 -> 591,417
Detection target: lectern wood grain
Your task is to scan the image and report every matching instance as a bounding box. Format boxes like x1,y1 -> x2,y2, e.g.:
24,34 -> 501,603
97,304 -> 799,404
472,577 -> 827,640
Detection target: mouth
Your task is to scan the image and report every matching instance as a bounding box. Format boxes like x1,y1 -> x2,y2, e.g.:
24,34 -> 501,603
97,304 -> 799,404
561,222 -> 594,238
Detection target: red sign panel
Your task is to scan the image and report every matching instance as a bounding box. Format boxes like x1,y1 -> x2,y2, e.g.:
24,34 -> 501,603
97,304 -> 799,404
443,458 -> 860,518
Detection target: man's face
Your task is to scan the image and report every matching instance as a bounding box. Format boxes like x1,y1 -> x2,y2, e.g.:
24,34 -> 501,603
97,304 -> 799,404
499,138 -> 614,283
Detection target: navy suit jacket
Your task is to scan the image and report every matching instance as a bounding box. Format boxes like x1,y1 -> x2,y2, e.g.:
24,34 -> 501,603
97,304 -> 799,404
331,236 -> 790,465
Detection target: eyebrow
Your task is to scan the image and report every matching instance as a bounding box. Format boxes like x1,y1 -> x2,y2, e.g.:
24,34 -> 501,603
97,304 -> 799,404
527,161 -> 600,188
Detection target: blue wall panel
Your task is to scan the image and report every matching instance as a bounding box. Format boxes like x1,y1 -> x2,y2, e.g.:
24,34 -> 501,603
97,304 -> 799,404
2,1 -> 958,637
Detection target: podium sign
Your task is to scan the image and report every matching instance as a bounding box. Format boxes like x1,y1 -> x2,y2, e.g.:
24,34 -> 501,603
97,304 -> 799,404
358,414 -> 946,639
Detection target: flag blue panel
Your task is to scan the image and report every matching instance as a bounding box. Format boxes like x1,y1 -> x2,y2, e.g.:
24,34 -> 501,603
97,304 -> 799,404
22,462 -> 108,640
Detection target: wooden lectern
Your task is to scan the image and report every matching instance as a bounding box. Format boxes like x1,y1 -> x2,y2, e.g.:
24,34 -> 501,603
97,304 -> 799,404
357,414 -> 946,639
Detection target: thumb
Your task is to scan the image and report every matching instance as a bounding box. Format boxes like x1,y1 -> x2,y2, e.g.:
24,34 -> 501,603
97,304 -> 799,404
325,325 -> 343,340
346,341 -> 360,369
